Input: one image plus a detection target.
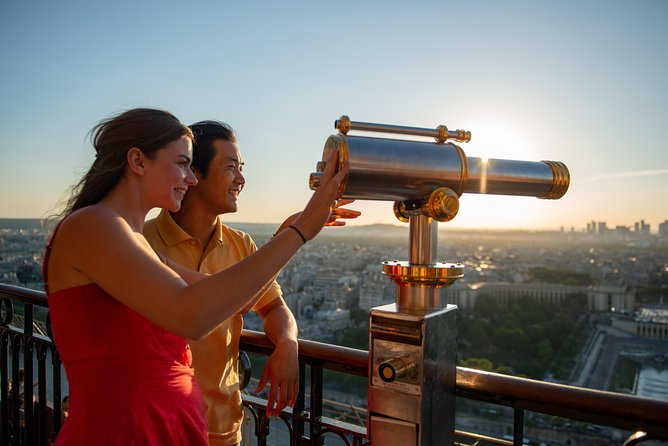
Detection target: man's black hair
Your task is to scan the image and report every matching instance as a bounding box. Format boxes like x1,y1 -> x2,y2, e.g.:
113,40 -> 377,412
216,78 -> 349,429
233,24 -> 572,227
189,120 -> 236,178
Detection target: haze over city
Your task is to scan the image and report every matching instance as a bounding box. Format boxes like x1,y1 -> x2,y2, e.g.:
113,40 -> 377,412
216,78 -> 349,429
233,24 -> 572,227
1,1 -> 667,231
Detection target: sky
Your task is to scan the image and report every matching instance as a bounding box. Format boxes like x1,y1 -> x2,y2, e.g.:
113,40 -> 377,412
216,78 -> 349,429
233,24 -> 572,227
1,0 -> 667,231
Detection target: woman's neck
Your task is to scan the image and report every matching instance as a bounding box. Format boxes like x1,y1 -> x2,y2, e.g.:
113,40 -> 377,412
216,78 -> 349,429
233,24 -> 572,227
99,180 -> 150,232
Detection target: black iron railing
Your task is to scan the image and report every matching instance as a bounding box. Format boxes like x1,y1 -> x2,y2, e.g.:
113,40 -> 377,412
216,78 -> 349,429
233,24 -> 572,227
239,329 -> 369,446
1,283 -> 667,446
0,284 -> 64,446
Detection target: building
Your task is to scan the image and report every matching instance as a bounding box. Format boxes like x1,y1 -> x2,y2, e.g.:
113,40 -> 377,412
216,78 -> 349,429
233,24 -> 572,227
443,281 -> 635,313
612,306 -> 668,339
659,220 -> 668,239
588,284 -> 636,313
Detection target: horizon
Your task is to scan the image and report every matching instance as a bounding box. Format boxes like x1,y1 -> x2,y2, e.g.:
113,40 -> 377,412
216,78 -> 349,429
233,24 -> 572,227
1,2 -> 667,230
0,215 -> 663,235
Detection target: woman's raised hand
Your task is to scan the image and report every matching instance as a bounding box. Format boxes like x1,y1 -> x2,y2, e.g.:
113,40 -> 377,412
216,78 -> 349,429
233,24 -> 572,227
293,150 -> 353,241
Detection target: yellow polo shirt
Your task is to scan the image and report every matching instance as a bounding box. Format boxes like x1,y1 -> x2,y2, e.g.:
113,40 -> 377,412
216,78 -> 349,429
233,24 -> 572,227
144,209 -> 281,445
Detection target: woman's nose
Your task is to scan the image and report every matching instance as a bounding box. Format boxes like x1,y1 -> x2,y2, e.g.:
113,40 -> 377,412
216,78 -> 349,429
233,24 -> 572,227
186,167 -> 198,186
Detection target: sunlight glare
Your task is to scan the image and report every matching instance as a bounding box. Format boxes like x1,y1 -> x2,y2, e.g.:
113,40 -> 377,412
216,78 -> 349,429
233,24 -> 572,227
466,119 -> 536,161
480,157 -> 488,195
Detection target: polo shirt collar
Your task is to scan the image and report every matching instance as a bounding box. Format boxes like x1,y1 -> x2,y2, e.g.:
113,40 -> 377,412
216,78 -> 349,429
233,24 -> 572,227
154,209 -> 225,248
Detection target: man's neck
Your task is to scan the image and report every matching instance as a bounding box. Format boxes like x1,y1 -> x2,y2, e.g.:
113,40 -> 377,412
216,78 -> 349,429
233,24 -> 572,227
171,200 -> 221,248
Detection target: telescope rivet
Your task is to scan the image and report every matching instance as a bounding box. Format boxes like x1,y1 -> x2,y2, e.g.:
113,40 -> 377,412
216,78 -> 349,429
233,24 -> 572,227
436,125 -> 449,143
336,115 -> 351,135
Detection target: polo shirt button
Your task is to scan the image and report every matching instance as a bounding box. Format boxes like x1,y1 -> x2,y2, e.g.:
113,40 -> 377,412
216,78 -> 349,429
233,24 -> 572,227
189,240 -> 196,245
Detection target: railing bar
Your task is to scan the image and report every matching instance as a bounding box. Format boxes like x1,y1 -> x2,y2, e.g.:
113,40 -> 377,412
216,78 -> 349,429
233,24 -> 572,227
53,344 -> 63,436
309,365 -> 324,445
0,284 -> 47,306
513,408 -> 524,446
455,429 -> 514,445
255,407 -> 268,446
293,362 -> 306,445
261,411 -> 269,446
25,340 -> 35,444
1,332 -> 9,446
10,335 -> 21,443
38,343 -> 48,446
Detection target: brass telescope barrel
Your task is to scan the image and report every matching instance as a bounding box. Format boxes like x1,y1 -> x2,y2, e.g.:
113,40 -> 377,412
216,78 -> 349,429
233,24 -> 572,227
309,133 -> 569,201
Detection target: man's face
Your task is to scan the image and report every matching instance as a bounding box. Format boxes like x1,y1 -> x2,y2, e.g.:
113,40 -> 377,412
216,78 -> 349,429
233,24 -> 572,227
194,139 -> 245,215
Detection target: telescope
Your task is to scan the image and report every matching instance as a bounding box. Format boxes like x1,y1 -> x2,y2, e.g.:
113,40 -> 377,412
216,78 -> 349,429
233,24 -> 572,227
310,115 -> 569,221
309,116 -> 570,446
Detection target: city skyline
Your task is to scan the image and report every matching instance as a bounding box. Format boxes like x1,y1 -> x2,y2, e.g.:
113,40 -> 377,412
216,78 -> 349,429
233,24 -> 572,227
1,1 -> 667,230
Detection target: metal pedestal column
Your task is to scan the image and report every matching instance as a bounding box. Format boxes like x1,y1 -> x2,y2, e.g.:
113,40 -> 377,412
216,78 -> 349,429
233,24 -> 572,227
368,215 -> 463,446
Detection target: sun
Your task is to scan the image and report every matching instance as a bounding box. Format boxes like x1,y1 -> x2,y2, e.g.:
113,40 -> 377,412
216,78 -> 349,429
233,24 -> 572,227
463,119 -> 538,162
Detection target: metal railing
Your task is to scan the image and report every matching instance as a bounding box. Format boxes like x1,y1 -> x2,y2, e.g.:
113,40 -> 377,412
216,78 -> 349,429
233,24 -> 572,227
239,329 -> 369,446
1,283 -> 667,446
0,284 -> 64,446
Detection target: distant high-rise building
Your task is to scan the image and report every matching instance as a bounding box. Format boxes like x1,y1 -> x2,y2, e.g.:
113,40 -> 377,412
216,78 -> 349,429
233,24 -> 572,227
659,220 -> 668,238
586,221 -> 596,234
634,220 -> 651,236
597,221 -> 607,234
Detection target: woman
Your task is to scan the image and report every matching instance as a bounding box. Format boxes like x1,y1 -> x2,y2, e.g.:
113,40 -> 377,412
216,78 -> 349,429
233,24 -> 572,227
44,108 -> 350,444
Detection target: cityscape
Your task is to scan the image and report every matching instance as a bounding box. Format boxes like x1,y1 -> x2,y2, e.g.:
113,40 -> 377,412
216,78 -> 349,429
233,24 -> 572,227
1,217 -> 667,444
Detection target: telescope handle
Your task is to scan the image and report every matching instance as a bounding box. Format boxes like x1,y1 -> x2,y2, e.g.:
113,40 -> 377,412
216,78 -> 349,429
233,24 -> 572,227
335,115 -> 471,143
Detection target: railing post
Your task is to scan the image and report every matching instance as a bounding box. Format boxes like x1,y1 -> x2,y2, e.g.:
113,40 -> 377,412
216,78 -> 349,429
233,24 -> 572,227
309,366 -> 324,445
292,362 -> 306,445
254,408 -> 269,446
52,344 -> 62,437
513,408 -> 524,446
0,330 -> 9,446
37,343 -> 49,446
10,335 -> 21,443
24,303 -> 35,445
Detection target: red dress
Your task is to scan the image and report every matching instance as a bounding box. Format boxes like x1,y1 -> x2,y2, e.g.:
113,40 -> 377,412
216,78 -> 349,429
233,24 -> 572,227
45,235 -> 208,445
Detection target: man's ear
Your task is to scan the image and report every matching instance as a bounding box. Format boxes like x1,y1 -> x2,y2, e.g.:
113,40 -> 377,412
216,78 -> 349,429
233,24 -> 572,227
127,147 -> 146,176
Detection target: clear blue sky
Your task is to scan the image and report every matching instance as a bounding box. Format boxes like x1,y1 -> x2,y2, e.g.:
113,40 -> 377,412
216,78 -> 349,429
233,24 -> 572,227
1,0 -> 667,231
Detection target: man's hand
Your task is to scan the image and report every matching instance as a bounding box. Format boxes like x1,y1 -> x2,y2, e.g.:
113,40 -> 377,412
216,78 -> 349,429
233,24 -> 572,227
274,199 -> 361,236
254,339 -> 299,417
325,199 -> 361,226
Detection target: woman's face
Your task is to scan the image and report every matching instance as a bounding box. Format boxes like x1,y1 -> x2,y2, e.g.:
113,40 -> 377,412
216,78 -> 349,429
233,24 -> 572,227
144,136 -> 198,212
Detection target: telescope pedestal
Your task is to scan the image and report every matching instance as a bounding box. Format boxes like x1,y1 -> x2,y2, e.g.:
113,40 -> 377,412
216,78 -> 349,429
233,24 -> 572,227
368,215 -> 461,445
368,302 -> 457,446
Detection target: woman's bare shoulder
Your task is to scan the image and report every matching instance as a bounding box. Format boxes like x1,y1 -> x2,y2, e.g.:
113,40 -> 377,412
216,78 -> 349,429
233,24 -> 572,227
54,206 -> 133,251
60,206 -> 123,232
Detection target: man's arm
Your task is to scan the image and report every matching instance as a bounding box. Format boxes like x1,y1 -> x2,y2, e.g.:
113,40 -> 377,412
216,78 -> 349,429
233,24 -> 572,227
254,297 -> 299,417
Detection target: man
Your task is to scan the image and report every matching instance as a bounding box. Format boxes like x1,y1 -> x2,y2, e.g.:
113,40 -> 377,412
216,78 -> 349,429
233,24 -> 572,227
144,121 -> 299,446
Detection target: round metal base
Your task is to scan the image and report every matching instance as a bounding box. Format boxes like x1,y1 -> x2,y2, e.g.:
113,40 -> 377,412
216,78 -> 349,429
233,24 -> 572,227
382,261 -> 465,311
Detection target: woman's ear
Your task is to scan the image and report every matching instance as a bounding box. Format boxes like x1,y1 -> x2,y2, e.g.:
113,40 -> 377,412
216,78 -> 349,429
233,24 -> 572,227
127,147 -> 146,176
